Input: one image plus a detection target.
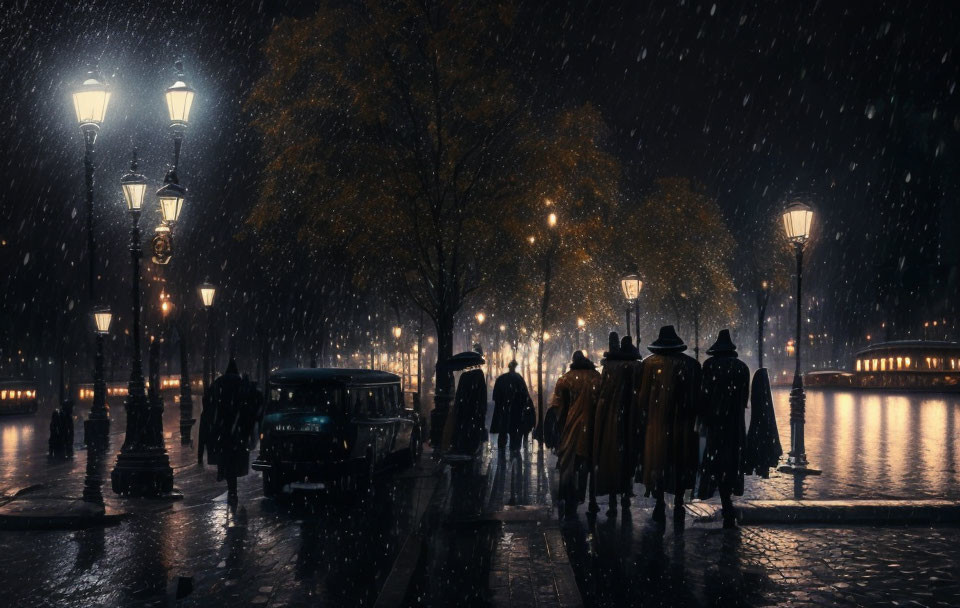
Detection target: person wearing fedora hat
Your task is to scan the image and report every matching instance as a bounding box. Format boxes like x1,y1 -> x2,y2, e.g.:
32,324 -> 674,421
551,350 -> 601,519
592,332 -> 644,517
696,329 -> 750,528
637,325 -> 701,528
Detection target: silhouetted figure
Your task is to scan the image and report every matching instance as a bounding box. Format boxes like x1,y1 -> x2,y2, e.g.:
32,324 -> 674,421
210,359 -> 254,502
744,368 -> 783,478
696,330 -> 750,529
592,333 -> 644,517
48,399 -> 74,458
637,325 -> 701,529
491,360 -> 534,453
552,351 -> 601,519
440,351 -> 488,460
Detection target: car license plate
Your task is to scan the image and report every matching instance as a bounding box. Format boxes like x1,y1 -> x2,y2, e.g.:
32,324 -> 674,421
289,481 -> 326,490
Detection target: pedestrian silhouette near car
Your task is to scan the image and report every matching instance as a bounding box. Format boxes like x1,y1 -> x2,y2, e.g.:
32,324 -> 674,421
48,398 -> 74,459
208,359 -> 256,503
440,350 -> 488,461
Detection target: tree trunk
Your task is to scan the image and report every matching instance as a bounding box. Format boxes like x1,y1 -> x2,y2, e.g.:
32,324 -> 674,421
430,309 -> 455,447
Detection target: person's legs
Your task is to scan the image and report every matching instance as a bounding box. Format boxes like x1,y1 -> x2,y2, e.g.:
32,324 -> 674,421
720,482 -> 737,528
607,493 -> 617,517
227,474 -> 238,497
652,488 -> 666,523
673,491 -> 686,529
510,432 -> 522,453
587,466 -> 599,513
498,431 -> 508,453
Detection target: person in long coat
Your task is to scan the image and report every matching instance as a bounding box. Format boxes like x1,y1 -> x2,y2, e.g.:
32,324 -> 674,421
197,385 -> 219,466
592,333 -> 643,516
210,359 -> 254,502
637,325 -> 701,527
743,368 -> 783,478
440,351 -> 488,459
696,330 -> 750,528
491,360 -> 533,453
551,350 -> 601,518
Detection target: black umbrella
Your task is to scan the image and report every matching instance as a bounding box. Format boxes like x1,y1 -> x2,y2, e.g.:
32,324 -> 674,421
439,351 -> 485,372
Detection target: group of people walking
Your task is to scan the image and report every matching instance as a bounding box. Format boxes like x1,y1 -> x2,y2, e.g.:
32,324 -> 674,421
549,325 -> 782,528
436,324 -> 782,529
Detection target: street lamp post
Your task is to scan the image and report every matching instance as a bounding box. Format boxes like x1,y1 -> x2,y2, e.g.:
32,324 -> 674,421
576,317 -> 585,351
620,271 -> 643,339
199,281 -> 216,391
86,306 -> 112,444
757,280 -> 770,369
161,60 -> 195,442
111,151 -> 175,496
73,65 -> 111,444
778,201 -> 820,475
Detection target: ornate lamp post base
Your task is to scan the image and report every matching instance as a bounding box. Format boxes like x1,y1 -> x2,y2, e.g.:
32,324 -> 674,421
777,386 -> 821,475
111,450 -> 176,496
179,417 -> 196,445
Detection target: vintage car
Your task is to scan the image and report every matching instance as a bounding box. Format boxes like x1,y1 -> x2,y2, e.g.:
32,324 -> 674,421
252,368 -> 422,496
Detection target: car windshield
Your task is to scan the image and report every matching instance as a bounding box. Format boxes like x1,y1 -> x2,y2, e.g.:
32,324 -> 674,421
267,384 -> 343,415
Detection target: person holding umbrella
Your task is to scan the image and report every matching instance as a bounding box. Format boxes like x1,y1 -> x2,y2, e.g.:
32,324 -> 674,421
439,349 -> 488,460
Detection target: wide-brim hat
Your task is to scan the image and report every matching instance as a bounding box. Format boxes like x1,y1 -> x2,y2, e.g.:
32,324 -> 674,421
706,329 -> 737,356
440,351 -> 485,371
648,325 -> 686,353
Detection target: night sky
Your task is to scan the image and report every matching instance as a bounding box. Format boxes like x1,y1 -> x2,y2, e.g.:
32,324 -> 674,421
1,0 -> 958,370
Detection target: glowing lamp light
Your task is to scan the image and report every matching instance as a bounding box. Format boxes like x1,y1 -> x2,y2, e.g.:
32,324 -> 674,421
393,326 -> 402,339
92,306 -> 112,335
547,213 -> 558,227
620,272 -> 643,302
165,61 -> 195,127
157,171 -> 186,224
121,150 -> 147,213
577,317 -> 586,328
73,68 -> 111,129
782,201 -> 813,244
198,281 -> 216,308
476,312 -> 486,325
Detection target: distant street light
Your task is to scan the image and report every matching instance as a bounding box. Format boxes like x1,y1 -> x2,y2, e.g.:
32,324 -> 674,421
475,312 -> 485,325
576,317 -> 585,350
778,201 -> 820,476
111,151 -> 175,496
620,270 -> 643,339
199,280 -> 217,391
393,326 -> 402,339
73,64 -> 111,445
547,212 -> 558,227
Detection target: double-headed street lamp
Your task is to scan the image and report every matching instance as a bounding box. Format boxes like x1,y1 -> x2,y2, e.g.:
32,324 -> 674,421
72,65 -> 111,444
778,201 -> 820,475
111,151 -> 175,496
620,270 -> 643,340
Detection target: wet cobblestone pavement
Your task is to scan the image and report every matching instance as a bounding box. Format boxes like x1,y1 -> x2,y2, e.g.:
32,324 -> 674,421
1,388 -> 960,606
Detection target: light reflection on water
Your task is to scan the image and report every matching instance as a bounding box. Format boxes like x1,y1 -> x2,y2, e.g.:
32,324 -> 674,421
771,389 -> 960,498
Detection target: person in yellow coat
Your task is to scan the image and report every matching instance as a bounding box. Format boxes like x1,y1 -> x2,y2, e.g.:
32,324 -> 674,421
552,350 -> 601,519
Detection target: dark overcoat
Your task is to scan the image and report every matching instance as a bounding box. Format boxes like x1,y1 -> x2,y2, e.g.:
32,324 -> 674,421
696,353 -> 749,499
638,351 -> 701,495
441,368 -> 488,456
490,371 -> 532,435
552,366 -> 601,502
210,372 -> 254,481
592,357 -> 643,495
743,368 -> 783,477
